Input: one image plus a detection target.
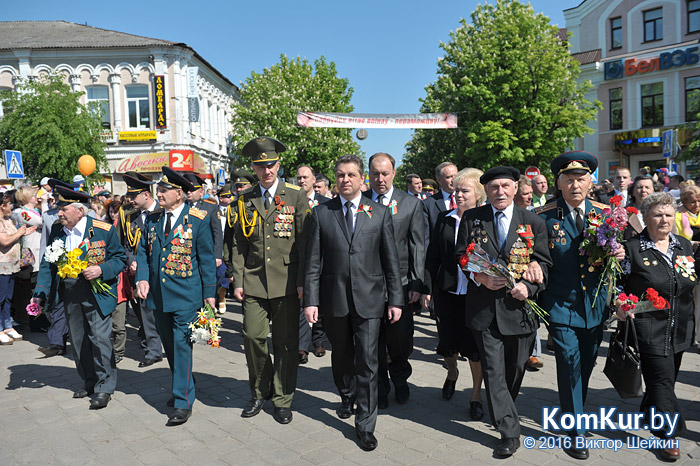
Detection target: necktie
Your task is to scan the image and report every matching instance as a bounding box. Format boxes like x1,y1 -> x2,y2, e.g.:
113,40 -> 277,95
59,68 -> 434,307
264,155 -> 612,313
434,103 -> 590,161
345,201 -> 354,236
164,212 -> 173,236
576,208 -> 584,233
377,194 -> 385,206
449,193 -> 457,210
264,190 -> 271,210
496,211 -> 507,252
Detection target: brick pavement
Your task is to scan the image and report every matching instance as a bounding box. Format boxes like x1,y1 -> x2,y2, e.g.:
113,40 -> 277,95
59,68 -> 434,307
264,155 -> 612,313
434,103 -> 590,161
1,301 -> 699,465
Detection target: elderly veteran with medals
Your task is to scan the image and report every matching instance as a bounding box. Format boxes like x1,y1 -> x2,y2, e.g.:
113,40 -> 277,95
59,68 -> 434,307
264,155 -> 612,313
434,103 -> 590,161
32,187 -> 126,410
453,166 -> 551,458
136,167 -> 216,425
536,152 -> 625,460
231,137 -> 308,425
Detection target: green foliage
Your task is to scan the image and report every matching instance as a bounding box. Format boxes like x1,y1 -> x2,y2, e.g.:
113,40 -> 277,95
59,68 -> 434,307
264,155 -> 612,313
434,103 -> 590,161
679,90 -> 700,162
401,0 -> 600,179
0,74 -> 107,184
230,55 -> 361,180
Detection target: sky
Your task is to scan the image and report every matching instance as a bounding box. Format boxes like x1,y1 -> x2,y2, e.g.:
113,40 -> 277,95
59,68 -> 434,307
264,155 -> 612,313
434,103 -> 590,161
4,0 -> 584,167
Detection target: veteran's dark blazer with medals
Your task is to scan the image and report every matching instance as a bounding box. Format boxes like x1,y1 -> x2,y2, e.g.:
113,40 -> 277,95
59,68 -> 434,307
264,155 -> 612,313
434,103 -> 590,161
35,217 -> 126,317
537,197 -> 610,329
191,198 -> 223,260
136,205 -> 216,312
231,181 -> 308,299
454,204 -> 551,335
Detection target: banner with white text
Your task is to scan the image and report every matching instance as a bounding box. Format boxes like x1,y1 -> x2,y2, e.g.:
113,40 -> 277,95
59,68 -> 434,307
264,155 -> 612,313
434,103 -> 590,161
297,112 -> 458,129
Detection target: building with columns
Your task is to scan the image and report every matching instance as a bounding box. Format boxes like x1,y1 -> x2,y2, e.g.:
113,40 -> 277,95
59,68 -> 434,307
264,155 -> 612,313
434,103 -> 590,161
564,0 -> 700,181
0,20 -> 240,192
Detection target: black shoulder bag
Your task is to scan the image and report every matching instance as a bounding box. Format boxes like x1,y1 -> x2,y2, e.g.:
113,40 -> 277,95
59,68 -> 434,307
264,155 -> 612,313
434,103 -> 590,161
603,320 -> 644,399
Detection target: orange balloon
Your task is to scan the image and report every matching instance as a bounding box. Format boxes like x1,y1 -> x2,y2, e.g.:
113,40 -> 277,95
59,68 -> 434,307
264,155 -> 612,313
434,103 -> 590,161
78,155 -> 96,177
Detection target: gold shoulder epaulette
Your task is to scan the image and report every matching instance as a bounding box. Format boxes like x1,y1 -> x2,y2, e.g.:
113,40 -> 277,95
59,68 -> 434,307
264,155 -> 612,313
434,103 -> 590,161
590,200 -> 609,210
534,203 -> 557,214
92,219 -> 112,231
285,182 -> 301,191
189,208 -> 207,220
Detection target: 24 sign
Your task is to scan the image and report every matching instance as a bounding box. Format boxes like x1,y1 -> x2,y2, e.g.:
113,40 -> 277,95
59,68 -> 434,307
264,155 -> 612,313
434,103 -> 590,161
169,150 -> 194,171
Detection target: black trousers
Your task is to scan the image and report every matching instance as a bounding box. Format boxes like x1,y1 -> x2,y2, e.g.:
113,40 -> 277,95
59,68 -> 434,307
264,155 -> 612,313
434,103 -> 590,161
378,287 -> 414,398
298,307 -> 331,353
324,308 -> 380,434
640,350 -> 686,438
472,319 -> 534,439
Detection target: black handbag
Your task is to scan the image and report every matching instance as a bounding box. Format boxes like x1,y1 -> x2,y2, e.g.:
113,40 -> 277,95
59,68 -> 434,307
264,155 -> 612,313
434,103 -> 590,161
604,321 -> 643,399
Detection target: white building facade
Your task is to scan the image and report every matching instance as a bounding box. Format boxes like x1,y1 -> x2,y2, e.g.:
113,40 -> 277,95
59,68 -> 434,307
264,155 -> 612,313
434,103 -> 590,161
0,21 -> 240,191
565,0 -> 700,180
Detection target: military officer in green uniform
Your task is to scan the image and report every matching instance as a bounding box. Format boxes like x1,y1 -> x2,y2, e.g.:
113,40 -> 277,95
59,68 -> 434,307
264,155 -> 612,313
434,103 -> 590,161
536,152 -> 625,460
231,137 -> 308,425
136,167 -> 216,426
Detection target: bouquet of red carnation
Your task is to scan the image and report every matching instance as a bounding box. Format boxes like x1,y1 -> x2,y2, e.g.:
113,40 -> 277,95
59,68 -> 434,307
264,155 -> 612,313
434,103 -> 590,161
579,195 -> 635,304
459,242 -> 549,323
605,287 -> 670,327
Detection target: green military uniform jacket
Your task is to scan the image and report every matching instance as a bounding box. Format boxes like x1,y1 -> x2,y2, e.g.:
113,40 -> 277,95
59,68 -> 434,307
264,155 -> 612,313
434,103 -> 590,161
231,180 -> 308,299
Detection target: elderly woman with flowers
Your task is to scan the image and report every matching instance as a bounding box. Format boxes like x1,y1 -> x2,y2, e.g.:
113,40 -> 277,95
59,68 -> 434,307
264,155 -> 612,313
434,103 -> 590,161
617,192 -> 696,462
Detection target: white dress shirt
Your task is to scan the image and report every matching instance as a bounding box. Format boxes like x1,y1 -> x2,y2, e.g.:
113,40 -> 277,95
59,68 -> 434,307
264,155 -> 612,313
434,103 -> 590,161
491,202 -> 515,234
260,178 -> 279,202
565,200 -> 585,225
141,200 -> 158,225
440,189 -> 453,210
448,209 -> 468,295
164,202 -> 186,234
63,216 -> 87,250
371,186 -> 394,206
340,193 -> 363,233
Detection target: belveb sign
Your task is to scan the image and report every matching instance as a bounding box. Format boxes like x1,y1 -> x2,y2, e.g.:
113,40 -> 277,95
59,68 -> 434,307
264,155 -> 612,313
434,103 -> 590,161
604,46 -> 699,80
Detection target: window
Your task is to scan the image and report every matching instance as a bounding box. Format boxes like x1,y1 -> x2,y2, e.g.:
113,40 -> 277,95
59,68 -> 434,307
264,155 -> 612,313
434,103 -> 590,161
0,87 -> 11,119
643,8 -> 663,42
641,82 -> 664,127
126,85 -> 150,129
86,86 -> 110,128
686,77 -> 700,121
690,0 -> 700,33
609,88 -> 623,130
610,17 -> 622,49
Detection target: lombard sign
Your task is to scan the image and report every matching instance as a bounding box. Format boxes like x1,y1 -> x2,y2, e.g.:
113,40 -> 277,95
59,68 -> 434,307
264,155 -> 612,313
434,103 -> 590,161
604,46 -> 699,80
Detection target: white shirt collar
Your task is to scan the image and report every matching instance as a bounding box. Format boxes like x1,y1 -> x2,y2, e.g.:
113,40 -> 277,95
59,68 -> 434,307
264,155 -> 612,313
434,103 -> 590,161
260,178 -> 280,200
565,199 -> 585,216
144,199 -> 158,213
340,192 -> 363,210
63,216 -> 87,237
371,186 -> 394,205
166,202 -> 186,220
490,202 -> 515,221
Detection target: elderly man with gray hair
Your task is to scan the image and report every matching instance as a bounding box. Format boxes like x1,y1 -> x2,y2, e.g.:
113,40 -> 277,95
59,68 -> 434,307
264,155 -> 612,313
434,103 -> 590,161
32,186 -> 126,410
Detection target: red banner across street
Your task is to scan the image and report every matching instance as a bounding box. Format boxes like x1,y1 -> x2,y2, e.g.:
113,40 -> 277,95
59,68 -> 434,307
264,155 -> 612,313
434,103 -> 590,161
297,112 -> 458,129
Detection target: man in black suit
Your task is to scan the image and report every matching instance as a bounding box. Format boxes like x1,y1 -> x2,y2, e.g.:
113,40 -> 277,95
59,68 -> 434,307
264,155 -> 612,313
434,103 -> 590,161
184,173 -> 224,268
365,153 -> 425,408
422,161 -> 458,242
304,154 -> 403,451
454,166 -> 552,458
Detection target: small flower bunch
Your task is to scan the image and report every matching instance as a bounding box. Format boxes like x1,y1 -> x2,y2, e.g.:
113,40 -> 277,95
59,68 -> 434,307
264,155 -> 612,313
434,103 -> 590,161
617,292 -> 639,313
644,287 -> 668,310
44,238 -> 66,264
45,239 -> 115,298
189,303 -> 223,348
26,302 -> 42,317
458,243 -> 476,268
606,287 -> 669,327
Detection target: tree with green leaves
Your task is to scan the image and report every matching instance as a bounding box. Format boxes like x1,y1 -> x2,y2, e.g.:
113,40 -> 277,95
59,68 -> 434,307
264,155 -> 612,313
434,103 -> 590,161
0,74 -> 107,183
400,0 -> 600,179
231,55 -> 360,179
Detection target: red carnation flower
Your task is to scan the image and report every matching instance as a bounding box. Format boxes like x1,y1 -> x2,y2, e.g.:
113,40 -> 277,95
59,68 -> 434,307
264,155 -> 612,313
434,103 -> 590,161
626,206 -> 639,215
645,288 -> 659,301
466,243 -> 476,254
610,195 -> 623,207
458,254 -> 469,268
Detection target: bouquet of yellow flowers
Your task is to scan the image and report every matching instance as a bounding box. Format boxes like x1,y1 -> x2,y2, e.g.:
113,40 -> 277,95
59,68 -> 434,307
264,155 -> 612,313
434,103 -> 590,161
45,239 -> 115,298
189,303 -> 222,348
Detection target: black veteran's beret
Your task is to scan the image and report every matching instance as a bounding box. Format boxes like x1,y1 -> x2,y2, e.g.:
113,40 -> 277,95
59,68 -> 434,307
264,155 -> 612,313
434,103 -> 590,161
242,137 -> 286,166
550,151 -> 598,177
158,167 -> 195,193
55,186 -> 92,206
480,166 -> 520,185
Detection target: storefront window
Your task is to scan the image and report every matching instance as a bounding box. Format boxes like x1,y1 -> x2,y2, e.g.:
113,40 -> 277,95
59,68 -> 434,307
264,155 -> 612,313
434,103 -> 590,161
126,85 -> 150,129
610,17 -> 622,49
686,77 -> 700,121
641,82 -> 664,127
690,0 -> 700,33
643,8 -> 663,42
609,88 -> 623,130
86,86 -> 110,129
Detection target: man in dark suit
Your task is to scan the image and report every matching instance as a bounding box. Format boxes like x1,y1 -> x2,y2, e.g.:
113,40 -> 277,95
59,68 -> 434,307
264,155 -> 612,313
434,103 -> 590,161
120,172 -> 163,367
184,173 -> 223,268
423,162 -> 458,242
32,186 -> 127,410
454,166 -> 552,458
304,154 -> 403,451
136,167 -> 217,425
365,152 -> 425,408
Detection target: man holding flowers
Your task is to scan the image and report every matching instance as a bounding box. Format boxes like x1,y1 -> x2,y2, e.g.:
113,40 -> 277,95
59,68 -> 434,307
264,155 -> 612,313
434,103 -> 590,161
32,186 -> 126,410
536,152 -> 625,460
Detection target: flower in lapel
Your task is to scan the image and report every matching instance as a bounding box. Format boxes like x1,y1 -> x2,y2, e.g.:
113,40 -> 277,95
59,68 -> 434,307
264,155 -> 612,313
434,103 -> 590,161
359,204 -> 372,218
274,195 -> 285,210
388,199 -> 398,215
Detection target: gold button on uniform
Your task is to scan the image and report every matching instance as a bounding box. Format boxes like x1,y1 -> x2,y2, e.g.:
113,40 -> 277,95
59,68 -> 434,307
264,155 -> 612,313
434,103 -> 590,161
582,286 -> 587,291
266,246 -> 270,251
266,235 -> 270,239
267,258 -> 270,262
581,274 -> 585,279
162,278 -> 166,283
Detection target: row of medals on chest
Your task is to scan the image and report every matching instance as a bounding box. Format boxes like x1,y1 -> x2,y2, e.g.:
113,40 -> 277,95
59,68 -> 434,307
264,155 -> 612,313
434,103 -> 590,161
166,228 -> 193,277
274,211 -> 294,238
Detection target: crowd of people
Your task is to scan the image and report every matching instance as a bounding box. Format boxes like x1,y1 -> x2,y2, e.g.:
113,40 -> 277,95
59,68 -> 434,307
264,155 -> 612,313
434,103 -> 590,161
2,142 -> 697,461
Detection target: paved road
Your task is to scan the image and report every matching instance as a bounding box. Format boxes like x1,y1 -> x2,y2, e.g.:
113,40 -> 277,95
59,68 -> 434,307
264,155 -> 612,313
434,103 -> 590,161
2,301 -> 699,465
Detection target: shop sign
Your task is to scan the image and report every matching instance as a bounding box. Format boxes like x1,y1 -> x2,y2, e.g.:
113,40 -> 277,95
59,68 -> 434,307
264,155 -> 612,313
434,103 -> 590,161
116,152 -> 169,173
604,46 -> 699,80
118,130 -> 157,142
169,149 -> 208,173
153,75 -> 167,129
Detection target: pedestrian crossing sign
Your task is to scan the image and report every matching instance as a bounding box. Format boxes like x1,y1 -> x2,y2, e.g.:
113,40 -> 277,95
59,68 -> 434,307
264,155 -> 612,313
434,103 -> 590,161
218,168 -> 226,186
3,150 -> 24,179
